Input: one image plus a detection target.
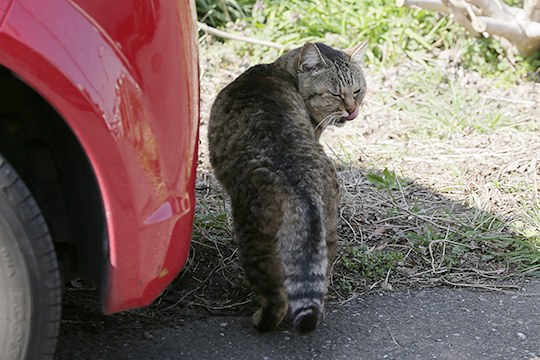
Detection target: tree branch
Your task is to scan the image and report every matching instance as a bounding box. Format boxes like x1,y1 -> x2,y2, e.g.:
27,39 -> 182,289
396,0 -> 451,13
197,22 -> 289,50
397,0 -> 540,56
524,0 -> 540,20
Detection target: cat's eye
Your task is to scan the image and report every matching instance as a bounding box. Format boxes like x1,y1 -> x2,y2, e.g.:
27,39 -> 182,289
354,88 -> 363,95
329,92 -> 344,100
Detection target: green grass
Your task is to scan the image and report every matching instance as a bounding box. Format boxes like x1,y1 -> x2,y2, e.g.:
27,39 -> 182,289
340,245 -> 404,279
389,68 -> 523,138
197,0 -> 540,81
193,197 -> 231,238
512,202 -> 540,245
196,0 -> 254,27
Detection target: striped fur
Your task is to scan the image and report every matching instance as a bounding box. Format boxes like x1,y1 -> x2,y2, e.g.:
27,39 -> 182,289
208,42 -> 367,333
278,192 -> 328,333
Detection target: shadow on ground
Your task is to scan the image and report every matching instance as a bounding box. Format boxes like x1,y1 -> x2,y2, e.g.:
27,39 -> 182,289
55,160 -> 538,359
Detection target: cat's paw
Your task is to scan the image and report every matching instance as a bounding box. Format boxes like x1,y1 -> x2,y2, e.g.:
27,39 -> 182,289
252,307 -> 286,332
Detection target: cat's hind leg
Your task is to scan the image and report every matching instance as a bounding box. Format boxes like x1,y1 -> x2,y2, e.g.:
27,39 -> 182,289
231,171 -> 290,332
240,240 -> 288,332
251,288 -> 288,332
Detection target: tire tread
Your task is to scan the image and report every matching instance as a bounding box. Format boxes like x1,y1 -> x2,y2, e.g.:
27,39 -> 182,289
0,154 -> 61,360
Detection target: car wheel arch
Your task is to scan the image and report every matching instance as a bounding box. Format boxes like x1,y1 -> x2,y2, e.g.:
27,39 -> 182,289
0,65 -> 108,294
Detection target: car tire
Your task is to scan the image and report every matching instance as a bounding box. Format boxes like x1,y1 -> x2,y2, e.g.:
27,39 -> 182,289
0,154 -> 61,360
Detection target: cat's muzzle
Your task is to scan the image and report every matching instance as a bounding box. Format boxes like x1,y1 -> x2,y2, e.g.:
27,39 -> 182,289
337,107 -> 359,126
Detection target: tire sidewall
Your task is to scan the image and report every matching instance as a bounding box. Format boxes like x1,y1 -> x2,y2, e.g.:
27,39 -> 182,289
0,195 -> 34,360
0,158 -> 61,360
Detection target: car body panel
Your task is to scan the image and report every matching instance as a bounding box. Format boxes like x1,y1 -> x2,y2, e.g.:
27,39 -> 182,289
0,0 -> 13,26
0,0 -> 199,313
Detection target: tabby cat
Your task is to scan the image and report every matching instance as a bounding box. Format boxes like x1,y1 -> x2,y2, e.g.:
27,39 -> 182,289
208,41 -> 367,333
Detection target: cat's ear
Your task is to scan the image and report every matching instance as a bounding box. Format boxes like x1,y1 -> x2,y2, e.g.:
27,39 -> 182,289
344,40 -> 368,65
298,42 -> 327,72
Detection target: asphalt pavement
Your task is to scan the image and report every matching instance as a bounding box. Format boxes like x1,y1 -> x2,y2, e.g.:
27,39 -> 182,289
55,281 -> 540,360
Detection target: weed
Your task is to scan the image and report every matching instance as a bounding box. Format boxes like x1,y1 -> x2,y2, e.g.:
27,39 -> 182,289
366,168 -> 399,190
342,246 -> 404,279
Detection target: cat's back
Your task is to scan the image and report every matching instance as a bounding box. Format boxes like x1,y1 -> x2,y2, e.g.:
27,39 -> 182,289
214,63 -> 297,103
208,63 -> 320,176
210,63 -> 306,131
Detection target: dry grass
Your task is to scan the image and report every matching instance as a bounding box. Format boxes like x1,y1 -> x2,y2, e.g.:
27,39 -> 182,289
180,37 -> 540,316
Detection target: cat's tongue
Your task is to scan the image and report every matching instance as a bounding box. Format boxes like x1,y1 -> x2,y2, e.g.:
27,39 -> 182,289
344,107 -> 359,121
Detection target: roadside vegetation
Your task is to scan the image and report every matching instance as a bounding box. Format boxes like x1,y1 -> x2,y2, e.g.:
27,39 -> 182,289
197,0 -> 540,79
187,0 -> 540,313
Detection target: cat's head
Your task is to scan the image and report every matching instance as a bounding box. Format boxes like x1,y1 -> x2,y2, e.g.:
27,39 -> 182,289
296,42 -> 367,131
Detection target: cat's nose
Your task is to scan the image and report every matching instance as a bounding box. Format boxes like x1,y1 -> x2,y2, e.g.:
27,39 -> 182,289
344,98 -> 356,115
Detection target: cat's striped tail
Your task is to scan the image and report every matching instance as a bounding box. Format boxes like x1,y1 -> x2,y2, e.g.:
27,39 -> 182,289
278,193 -> 328,333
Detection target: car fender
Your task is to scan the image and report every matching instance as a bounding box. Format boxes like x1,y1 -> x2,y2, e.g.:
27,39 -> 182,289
0,0 -> 199,313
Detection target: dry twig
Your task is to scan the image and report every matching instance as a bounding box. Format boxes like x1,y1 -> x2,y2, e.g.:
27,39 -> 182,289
198,22 -> 289,49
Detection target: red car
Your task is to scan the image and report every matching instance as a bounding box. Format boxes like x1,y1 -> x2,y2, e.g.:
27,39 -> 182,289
0,0 -> 199,358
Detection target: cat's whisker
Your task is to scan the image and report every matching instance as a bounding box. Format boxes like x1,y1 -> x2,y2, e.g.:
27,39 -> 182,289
316,112 -> 342,131
315,114 -> 333,131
